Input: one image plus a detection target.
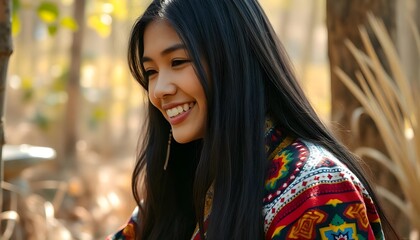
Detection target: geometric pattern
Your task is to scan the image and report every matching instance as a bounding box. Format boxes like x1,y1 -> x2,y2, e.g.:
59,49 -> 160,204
262,122 -> 384,240
108,121 -> 385,240
287,210 -> 326,239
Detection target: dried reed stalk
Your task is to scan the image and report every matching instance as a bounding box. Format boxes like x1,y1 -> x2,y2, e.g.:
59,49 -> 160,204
1,181 -> 21,239
335,13 -> 420,231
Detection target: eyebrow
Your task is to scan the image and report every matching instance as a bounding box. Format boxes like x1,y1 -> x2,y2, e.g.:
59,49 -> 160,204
141,43 -> 186,63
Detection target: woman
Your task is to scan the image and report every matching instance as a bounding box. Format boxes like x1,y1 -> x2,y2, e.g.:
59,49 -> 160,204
110,0 -> 399,239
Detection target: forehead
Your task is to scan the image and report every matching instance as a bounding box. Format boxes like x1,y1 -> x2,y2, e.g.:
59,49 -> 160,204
143,20 -> 182,56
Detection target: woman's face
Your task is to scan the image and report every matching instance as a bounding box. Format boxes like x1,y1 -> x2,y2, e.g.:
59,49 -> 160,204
142,20 -> 207,143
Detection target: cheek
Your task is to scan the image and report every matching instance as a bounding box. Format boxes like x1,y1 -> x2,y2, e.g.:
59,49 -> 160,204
193,82 -> 206,108
149,94 -> 159,109
148,85 -> 159,108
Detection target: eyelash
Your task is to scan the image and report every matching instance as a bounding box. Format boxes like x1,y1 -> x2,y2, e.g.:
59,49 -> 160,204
145,69 -> 157,78
144,59 -> 191,78
171,59 -> 190,67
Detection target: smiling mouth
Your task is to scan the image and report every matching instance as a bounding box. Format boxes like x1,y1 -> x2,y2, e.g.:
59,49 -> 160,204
166,102 -> 195,118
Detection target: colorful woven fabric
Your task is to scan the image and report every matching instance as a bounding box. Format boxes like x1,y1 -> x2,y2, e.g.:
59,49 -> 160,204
261,138 -> 384,240
109,122 -> 384,239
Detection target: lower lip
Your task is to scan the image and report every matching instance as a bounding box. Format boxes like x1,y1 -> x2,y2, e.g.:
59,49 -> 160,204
168,105 -> 194,125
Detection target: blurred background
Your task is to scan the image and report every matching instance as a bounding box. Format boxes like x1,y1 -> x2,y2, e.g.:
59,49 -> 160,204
0,0 -> 419,239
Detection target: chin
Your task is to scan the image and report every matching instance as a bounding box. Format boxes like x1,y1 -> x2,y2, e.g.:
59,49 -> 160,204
172,132 -> 202,144
173,135 -> 193,144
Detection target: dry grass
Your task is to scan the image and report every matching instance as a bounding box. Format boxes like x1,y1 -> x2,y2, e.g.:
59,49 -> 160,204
335,13 -> 420,231
1,154 -> 135,239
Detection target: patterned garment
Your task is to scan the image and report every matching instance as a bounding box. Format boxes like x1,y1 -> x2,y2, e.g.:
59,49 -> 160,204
108,121 -> 384,240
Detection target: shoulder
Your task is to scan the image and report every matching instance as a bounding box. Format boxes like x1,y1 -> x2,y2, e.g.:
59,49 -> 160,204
263,139 -> 369,208
263,139 -> 384,240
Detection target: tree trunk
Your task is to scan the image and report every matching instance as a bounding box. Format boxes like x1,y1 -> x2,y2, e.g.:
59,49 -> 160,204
63,0 -> 86,168
397,1 -> 420,90
327,0 -> 396,149
326,0 -> 408,236
0,0 -> 12,230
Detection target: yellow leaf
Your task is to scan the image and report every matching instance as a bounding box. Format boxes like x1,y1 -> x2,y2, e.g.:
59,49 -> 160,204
110,0 -> 127,20
87,14 -> 112,37
60,16 -> 78,31
37,2 -> 59,23
21,77 -> 33,90
47,24 -> 58,35
12,12 -> 21,36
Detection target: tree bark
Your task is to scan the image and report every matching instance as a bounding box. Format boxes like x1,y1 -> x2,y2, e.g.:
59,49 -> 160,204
63,0 -> 86,168
327,0 -> 396,149
326,0 -> 408,236
0,0 -> 12,230
397,1 -> 420,90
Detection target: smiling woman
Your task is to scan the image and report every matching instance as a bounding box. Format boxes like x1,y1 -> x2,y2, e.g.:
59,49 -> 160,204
142,20 -> 207,144
107,0 -> 399,239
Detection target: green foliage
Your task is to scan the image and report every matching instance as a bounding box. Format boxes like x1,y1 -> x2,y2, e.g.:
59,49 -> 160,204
52,70 -> 69,92
21,77 -> 34,102
37,1 -> 59,23
32,110 -> 50,130
89,106 -> 107,129
87,14 -> 111,37
87,0 -> 132,37
36,1 -> 78,36
13,0 -> 134,38
11,0 -> 79,37
12,0 -> 21,35
12,0 -> 20,10
47,24 -> 58,35
109,0 -> 128,20
12,11 -> 21,36
60,17 -> 78,31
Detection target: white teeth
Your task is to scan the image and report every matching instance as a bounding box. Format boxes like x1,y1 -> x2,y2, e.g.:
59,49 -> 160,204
172,108 -> 177,115
177,106 -> 183,112
183,103 -> 189,111
166,102 -> 195,118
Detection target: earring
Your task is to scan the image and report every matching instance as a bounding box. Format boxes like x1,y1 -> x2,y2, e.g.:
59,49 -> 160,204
163,129 -> 172,170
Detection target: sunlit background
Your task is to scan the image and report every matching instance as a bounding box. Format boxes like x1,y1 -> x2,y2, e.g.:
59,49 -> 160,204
2,0 -> 419,239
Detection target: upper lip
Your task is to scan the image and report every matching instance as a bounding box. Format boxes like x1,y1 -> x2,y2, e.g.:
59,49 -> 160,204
161,101 -> 194,110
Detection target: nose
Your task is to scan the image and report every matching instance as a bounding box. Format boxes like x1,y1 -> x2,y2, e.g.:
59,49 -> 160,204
151,71 -> 176,99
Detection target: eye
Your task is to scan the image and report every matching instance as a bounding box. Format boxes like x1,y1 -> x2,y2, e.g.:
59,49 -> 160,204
145,69 -> 157,78
171,59 -> 190,67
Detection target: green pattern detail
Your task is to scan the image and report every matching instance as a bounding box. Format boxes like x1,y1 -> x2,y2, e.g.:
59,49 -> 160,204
330,214 -> 345,226
357,234 -> 366,240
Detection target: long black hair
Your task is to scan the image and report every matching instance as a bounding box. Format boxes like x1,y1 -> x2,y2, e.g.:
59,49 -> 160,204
128,0 -> 398,239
